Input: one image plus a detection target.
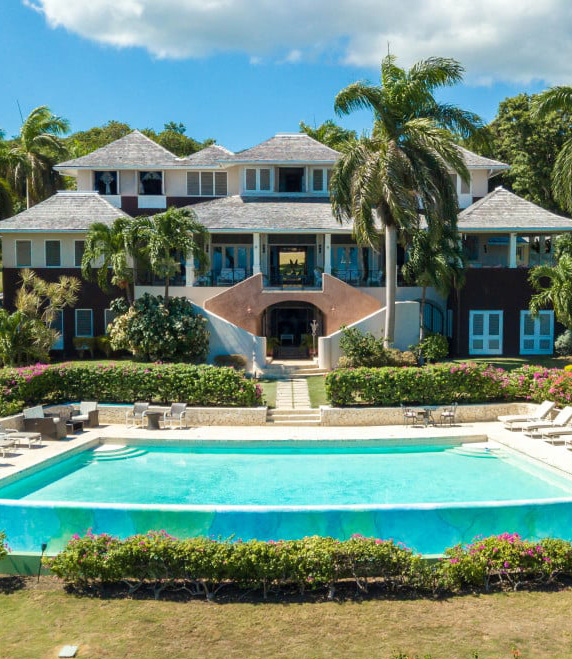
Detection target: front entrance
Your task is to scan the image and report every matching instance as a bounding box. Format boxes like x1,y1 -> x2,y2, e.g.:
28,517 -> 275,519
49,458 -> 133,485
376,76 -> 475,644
262,302 -> 322,359
269,246 -> 316,287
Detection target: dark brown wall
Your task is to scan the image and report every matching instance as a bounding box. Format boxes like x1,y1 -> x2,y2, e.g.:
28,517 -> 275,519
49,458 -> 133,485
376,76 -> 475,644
3,268 -> 120,355
450,268 -> 562,357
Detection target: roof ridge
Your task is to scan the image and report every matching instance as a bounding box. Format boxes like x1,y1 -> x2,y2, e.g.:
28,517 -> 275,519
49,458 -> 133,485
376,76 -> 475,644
130,129 -> 184,160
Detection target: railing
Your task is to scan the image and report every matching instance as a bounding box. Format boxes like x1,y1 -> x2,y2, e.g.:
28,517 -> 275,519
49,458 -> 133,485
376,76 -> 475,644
193,268 -> 253,287
267,268 -> 322,288
136,270 -> 186,287
331,269 -> 386,287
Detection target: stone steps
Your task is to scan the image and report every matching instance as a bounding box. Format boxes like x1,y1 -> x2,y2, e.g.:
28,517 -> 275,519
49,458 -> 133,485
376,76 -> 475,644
267,409 -> 321,425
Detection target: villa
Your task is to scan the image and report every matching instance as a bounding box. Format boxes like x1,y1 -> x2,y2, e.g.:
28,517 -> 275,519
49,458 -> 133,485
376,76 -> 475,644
1,129 -> 572,365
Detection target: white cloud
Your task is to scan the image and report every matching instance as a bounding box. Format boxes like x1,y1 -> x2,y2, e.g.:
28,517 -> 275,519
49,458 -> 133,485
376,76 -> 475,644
25,0 -> 572,84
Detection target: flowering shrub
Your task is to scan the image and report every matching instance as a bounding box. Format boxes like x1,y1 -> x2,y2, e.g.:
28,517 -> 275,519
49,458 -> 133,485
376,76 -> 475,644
47,532 -> 421,598
0,530 -> 8,562
44,531 -> 572,598
441,533 -> 572,591
325,363 -> 510,407
0,361 -> 263,410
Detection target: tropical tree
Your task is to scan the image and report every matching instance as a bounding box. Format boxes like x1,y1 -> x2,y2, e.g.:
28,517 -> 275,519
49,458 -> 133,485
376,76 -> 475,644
402,225 -> 465,340
130,207 -> 208,301
529,234 -> 572,328
299,120 -> 357,149
532,87 -> 572,213
0,177 -> 13,219
331,54 -> 482,344
7,105 -> 70,208
82,217 -> 135,304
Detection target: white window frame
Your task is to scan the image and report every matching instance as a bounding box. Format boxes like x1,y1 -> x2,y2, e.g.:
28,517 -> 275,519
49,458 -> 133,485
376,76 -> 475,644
311,167 -> 332,193
74,240 -> 85,268
187,170 -> 228,197
138,170 -> 164,196
44,239 -> 61,268
469,310 -> 503,355
93,170 -> 119,195
243,167 -> 273,193
450,172 -> 472,196
75,309 -> 93,338
520,310 -> 554,355
15,240 -> 32,267
51,309 -> 64,350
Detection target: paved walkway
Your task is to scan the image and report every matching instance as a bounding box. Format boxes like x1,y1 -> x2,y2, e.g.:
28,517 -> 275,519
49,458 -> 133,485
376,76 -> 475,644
275,378 -> 311,409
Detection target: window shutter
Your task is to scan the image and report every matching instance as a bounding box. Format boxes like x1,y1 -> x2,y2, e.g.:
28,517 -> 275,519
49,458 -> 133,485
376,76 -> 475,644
245,169 -> 256,190
313,169 -> 324,191
472,313 -> 484,336
75,241 -> 85,267
214,171 -> 227,196
259,169 -> 271,191
16,241 -> 31,267
45,240 -> 61,267
75,310 -> 93,337
488,313 -> 500,337
201,172 -> 214,196
187,172 -> 200,195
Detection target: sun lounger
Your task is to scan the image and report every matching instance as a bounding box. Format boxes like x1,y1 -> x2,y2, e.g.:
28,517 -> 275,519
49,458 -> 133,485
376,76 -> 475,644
522,406 -> 572,437
163,403 -> 187,429
125,402 -> 150,427
0,425 -> 42,448
499,400 -> 555,430
0,436 -> 16,458
540,426 -> 572,444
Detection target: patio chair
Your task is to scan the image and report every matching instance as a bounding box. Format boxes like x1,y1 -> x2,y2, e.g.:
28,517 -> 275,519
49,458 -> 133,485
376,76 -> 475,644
125,402 -> 150,428
0,435 -> 17,459
498,400 -> 555,430
163,403 -> 188,429
540,424 -> 572,444
72,401 -> 99,428
401,404 -> 417,426
0,424 -> 42,448
522,406 -> 572,437
22,406 -> 67,440
440,403 -> 458,426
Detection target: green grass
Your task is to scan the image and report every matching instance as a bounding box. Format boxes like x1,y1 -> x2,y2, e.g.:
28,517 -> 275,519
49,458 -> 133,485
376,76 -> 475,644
258,379 -> 277,408
307,375 -> 328,408
449,356 -> 572,371
2,579 -> 572,658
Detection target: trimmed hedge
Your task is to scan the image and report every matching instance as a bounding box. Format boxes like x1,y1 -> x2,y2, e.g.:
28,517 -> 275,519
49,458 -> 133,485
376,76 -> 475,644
44,531 -> 572,598
0,362 -> 263,410
325,362 -> 572,407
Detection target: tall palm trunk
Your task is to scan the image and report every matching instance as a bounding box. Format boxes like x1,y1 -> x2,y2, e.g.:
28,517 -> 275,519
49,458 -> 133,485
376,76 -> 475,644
384,223 -> 397,345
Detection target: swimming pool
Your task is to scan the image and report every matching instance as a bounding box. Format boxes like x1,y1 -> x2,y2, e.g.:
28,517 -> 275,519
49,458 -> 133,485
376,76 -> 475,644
2,439 -> 572,555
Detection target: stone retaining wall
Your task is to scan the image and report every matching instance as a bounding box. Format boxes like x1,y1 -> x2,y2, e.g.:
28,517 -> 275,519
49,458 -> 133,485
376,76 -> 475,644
97,405 -> 268,426
319,402 -> 536,426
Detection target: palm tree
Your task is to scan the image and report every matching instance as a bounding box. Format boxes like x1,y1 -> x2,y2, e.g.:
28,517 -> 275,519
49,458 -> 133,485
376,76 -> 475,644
299,120 -> 357,149
82,217 -> 135,304
331,54 -> 483,344
529,234 -> 572,328
0,177 -> 13,219
402,225 -> 465,340
130,207 -> 208,301
8,105 -> 69,208
533,87 -> 572,213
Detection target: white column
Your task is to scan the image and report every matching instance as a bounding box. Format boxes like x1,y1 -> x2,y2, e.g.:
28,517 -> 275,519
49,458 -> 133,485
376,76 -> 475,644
324,233 -> 332,274
509,232 -> 517,269
253,233 -> 261,274
185,253 -> 195,287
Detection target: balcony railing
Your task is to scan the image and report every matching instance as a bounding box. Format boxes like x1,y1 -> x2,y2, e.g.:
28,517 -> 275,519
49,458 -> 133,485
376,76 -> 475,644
332,269 -> 386,287
136,270 -> 186,287
193,268 -> 253,287
267,267 -> 320,288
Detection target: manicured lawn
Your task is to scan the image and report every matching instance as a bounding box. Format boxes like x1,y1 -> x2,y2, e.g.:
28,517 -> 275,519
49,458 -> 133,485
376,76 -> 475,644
258,379 -> 277,408
307,374 -> 328,408
2,579 -> 572,658
450,356 -> 572,370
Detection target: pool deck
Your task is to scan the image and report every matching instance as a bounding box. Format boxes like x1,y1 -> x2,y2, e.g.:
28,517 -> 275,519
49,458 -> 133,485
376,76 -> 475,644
2,420 -> 572,485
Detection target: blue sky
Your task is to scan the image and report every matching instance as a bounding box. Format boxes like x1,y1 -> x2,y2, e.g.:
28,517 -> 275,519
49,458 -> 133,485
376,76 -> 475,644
1,1 -> 568,152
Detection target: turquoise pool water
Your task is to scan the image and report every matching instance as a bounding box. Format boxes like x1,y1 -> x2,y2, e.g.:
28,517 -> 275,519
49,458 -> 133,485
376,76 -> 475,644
2,440 -> 572,555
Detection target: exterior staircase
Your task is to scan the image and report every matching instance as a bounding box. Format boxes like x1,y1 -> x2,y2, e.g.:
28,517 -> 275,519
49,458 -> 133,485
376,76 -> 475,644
266,372 -> 322,425
261,359 -> 328,379
267,408 -> 321,425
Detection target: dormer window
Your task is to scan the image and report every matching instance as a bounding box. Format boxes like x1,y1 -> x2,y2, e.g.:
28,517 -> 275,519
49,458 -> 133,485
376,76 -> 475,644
312,168 -> 332,193
139,171 -> 163,195
244,168 -> 272,192
278,167 -> 304,193
94,171 -> 118,195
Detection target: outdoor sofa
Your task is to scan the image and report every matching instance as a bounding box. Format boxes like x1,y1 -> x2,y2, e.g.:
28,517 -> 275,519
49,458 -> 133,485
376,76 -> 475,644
22,406 -> 67,439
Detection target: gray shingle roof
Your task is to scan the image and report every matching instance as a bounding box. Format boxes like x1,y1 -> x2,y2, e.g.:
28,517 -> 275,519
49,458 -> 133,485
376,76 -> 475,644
55,130 -> 183,169
187,195 -> 353,232
458,186 -> 572,231
0,192 -> 130,232
233,133 -> 340,163
457,146 -> 508,169
184,144 -> 235,165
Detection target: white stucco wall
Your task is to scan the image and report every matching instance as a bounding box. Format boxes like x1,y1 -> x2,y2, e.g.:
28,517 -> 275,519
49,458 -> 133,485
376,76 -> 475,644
165,170 -> 187,196
119,170 -> 137,195
318,300 -> 420,369
76,171 -> 91,191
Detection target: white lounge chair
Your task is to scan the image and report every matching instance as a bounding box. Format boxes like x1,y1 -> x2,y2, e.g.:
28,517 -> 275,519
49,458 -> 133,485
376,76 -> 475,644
125,402 -> 150,428
522,406 -> 572,437
0,424 -> 42,448
0,435 -> 16,458
499,400 -> 555,430
163,403 -> 187,429
541,425 -> 572,444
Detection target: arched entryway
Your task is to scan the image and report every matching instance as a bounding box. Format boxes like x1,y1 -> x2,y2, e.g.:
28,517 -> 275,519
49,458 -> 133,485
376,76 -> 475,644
262,301 -> 323,359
